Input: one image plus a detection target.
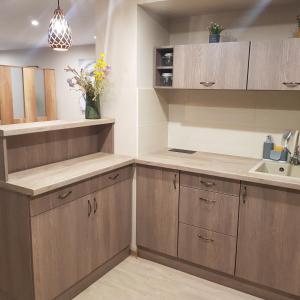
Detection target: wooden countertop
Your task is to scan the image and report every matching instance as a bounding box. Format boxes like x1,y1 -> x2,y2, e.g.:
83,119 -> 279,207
136,150 -> 300,191
0,119 -> 115,137
0,153 -> 134,196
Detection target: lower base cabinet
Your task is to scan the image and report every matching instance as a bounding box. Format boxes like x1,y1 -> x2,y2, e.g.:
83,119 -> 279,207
236,183 -> 300,297
0,166 -> 132,300
136,165 -> 179,257
137,167 -> 300,299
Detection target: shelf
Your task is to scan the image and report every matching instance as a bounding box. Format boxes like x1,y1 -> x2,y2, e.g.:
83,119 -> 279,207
139,0 -> 298,17
154,86 -> 174,89
156,66 -> 173,70
0,118 -> 115,137
1,152 -> 134,196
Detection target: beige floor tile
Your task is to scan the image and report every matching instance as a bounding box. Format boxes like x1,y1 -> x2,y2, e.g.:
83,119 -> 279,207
74,256 -> 261,300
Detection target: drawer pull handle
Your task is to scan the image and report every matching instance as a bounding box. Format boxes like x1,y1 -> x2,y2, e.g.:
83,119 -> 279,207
242,186 -> 247,204
200,81 -> 215,87
197,234 -> 214,242
109,173 -> 120,180
93,198 -> 98,214
173,174 -> 177,190
199,197 -> 216,204
200,180 -> 215,187
58,190 -> 72,200
282,82 -> 300,88
88,200 -> 92,217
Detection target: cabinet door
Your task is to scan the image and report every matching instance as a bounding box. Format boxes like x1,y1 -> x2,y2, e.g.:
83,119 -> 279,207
136,166 -> 179,257
248,39 -> 300,90
91,178 -> 132,268
236,183 -> 300,296
173,42 -> 249,90
31,195 -> 94,300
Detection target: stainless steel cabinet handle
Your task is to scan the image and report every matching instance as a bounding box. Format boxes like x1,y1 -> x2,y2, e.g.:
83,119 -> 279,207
199,197 -> 217,204
173,174 -> 177,190
241,186 -> 247,204
200,81 -> 215,87
200,180 -> 215,187
58,190 -> 72,200
93,198 -> 98,214
282,82 -> 300,88
109,173 -> 120,180
88,200 -> 92,217
197,234 -> 214,242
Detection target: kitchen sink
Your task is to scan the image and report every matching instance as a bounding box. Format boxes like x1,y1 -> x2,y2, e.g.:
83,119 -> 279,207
250,160 -> 300,178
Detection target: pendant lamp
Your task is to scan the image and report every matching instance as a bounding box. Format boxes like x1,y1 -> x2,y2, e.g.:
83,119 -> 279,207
48,0 -> 72,51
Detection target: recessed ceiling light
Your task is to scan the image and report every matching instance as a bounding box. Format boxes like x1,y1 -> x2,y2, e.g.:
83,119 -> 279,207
94,35 -> 97,40
31,20 -> 39,26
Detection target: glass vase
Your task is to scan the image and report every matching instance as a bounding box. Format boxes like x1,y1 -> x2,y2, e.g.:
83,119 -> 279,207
85,94 -> 101,119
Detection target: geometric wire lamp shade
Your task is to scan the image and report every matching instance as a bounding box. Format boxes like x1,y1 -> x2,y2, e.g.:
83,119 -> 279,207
48,0 -> 72,51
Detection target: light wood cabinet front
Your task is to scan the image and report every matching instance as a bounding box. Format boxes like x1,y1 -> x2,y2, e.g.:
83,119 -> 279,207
248,39 -> 300,90
180,187 -> 239,236
91,178 -> 132,268
178,223 -> 236,275
31,194 -> 94,300
173,42 -> 249,90
236,183 -> 300,296
137,166 -> 179,257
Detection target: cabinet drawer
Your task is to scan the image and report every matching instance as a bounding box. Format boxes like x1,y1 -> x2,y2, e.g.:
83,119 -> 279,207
91,166 -> 132,192
30,166 -> 132,216
180,172 -> 240,196
178,223 -> 236,275
180,187 -> 239,236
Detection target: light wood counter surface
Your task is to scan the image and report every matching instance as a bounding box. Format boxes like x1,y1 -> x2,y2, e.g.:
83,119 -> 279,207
0,153 -> 134,196
136,150 -> 300,191
0,119 -> 115,137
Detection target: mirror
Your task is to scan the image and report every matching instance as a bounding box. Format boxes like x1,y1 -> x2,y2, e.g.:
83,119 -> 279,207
0,0 -> 97,124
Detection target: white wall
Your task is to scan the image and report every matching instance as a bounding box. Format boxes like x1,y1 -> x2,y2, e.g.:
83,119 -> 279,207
96,0 -> 138,158
0,45 -> 96,120
96,0 -> 139,251
166,4 -> 300,158
137,7 -> 169,155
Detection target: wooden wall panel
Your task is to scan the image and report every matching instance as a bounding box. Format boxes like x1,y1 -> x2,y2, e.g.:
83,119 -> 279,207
44,69 -> 57,120
0,66 -> 14,124
98,124 -> 114,153
6,126 -> 101,173
23,67 -> 37,122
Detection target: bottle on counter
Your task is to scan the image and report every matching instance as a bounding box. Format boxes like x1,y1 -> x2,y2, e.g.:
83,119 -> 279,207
263,135 -> 274,159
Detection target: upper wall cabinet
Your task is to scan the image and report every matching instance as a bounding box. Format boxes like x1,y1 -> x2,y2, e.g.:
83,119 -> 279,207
173,42 -> 250,90
248,39 -> 300,90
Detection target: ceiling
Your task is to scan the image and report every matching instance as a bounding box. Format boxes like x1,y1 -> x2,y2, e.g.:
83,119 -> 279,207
139,0 -> 300,17
0,0 -> 97,51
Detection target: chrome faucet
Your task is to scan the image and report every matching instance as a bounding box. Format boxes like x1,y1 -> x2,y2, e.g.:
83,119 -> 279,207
290,130 -> 300,165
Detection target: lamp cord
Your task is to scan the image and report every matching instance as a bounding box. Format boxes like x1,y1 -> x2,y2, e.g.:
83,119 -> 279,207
57,0 -> 60,8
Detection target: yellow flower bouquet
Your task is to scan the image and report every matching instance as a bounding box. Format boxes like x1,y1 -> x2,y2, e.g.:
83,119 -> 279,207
65,53 -> 110,119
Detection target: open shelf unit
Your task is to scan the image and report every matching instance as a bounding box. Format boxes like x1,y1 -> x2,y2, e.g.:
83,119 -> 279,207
154,46 -> 174,87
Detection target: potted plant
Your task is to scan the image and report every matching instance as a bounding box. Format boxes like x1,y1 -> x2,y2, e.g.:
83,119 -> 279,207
208,22 -> 224,43
65,53 -> 110,119
297,15 -> 300,38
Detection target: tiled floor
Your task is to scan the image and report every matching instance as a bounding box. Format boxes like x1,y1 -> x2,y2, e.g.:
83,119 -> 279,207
74,256 -> 261,300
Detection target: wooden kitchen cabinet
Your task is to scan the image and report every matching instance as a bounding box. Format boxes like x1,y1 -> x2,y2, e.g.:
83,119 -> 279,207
91,178 -> 132,268
173,42 -> 250,90
31,194 -> 94,300
136,165 -> 179,257
236,183 -> 300,296
248,39 -> 300,90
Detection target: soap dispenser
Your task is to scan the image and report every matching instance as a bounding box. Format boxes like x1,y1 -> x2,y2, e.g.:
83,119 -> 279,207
263,135 -> 274,159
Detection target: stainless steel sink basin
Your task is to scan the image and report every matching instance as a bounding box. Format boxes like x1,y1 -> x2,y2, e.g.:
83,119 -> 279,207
250,160 -> 300,178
